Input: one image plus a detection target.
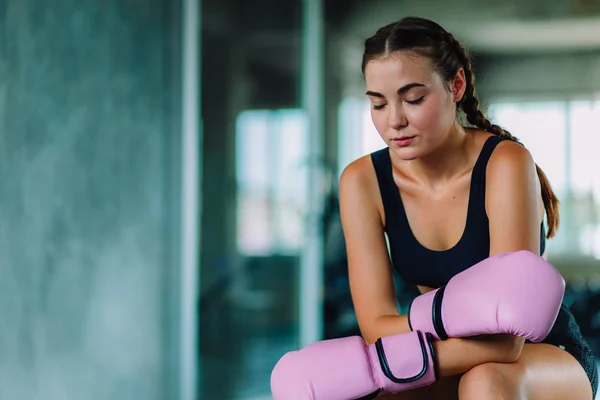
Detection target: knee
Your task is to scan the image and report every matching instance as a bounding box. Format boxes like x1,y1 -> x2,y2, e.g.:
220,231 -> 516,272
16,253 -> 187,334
458,363 -> 522,400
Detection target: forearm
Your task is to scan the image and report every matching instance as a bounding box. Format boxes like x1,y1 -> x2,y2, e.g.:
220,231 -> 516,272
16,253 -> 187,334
365,315 -> 525,377
434,334 -> 525,377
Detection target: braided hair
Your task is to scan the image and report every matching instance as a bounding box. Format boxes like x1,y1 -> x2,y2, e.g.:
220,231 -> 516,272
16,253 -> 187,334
362,17 -> 559,238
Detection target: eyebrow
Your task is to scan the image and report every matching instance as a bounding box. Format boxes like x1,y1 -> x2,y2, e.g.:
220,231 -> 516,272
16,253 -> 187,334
365,82 -> 425,98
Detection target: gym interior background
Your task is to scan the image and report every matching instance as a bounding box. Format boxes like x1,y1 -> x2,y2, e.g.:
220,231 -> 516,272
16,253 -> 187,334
1,0 -> 600,399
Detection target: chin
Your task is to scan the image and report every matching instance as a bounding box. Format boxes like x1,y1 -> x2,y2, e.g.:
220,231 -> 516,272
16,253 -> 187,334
390,146 -> 423,161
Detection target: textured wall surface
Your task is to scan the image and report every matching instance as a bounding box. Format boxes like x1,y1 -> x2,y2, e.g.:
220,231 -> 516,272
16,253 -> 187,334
0,1 -> 179,398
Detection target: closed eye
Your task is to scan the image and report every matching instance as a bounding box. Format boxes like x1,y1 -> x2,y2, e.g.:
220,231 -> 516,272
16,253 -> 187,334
406,96 -> 425,105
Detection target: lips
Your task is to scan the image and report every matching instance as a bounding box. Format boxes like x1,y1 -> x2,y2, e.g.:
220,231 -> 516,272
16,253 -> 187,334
392,136 -> 416,147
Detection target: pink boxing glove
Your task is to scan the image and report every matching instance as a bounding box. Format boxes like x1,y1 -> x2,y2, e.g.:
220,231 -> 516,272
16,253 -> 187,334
270,330 -> 437,400
408,250 -> 565,342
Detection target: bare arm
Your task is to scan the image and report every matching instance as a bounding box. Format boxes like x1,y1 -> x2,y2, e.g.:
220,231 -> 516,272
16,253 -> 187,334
433,334 -> 523,377
339,157 -> 409,344
487,141 -> 543,258
484,140 -> 547,353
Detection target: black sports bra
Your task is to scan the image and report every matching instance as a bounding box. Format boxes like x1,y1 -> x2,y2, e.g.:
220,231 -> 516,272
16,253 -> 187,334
371,135 -> 546,288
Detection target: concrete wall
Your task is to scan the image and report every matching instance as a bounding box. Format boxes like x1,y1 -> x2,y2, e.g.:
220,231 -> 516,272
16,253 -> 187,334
0,1 -> 182,399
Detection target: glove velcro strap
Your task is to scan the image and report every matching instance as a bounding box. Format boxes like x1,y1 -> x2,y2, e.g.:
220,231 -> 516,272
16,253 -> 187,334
432,286 -> 448,340
375,331 -> 434,385
408,290 -> 436,336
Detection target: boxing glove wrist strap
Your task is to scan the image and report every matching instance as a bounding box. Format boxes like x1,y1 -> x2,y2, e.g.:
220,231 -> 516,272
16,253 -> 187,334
375,331 -> 432,383
370,330 -> 438,395
432,286 -> 448,340
409,285 -> 449,340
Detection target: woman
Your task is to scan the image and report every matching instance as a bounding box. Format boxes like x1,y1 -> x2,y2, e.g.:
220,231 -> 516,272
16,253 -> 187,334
339,16 -> 598,399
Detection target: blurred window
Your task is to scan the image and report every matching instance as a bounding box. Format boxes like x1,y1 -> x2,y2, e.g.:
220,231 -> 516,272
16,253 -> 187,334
489,99 -> 600,258
337,98 -> 385,174
235,109 -> 309,256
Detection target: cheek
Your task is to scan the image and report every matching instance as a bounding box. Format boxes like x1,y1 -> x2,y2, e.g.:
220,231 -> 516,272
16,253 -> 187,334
408,95 -> 453,132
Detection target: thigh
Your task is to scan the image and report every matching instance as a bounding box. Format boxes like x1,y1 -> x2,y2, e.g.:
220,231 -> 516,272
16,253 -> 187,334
520,343 -> 594,400
471,343 -> 594,400
377,375 -> 461,400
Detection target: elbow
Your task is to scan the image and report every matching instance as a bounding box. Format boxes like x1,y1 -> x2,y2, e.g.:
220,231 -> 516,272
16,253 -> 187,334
361,316 -> 391,346
362,332 -> 379,347
361,314 -> 412,346
360,318 -> 382,346
361,324 -> 384,347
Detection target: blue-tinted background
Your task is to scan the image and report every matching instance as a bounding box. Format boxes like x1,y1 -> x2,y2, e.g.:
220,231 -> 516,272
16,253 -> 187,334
1,0 -> 600,398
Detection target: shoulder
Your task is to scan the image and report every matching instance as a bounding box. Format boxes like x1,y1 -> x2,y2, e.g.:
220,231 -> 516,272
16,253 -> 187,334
339,153 -> 378,193
487,139 -> 536,180
484,138 -> 545,253
485,138 -> 541,208
339,153 -> 384,219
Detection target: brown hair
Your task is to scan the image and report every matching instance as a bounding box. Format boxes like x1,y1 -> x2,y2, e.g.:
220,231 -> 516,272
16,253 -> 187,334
362,16 -> 559,238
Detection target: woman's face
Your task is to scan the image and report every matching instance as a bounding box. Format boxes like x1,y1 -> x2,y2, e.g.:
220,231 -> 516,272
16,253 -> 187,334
364,52 -> 462,160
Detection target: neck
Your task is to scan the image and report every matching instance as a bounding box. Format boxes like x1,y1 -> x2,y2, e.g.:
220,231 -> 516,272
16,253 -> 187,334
407,123 -> 472,189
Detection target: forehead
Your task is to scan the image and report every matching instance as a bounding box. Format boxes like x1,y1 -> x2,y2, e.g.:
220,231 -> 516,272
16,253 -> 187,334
364,52 -> 438,90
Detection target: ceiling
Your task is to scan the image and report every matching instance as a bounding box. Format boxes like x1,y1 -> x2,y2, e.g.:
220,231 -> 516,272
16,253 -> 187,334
201,0 -> 600,97
340,0 -> 600,54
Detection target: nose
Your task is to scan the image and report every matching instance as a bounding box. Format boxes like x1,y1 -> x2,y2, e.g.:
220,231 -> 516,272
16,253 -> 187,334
389,104 -> 407,130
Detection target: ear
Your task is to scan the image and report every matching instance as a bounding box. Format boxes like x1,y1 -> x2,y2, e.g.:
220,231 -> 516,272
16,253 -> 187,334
451,68 -> 467,103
